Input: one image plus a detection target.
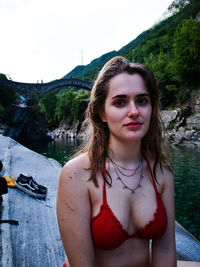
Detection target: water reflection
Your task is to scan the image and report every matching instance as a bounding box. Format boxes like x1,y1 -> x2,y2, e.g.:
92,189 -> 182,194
26,138 -> 79,166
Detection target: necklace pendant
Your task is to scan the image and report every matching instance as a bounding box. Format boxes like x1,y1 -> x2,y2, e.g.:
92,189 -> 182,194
110,155 -> 144,195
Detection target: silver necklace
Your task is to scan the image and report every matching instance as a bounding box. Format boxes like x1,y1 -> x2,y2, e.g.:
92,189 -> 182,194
108,155 -> 142,177
109,156 -> 144,194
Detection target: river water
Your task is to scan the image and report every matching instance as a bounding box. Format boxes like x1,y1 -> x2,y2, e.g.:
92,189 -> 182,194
26,138 -> 200,240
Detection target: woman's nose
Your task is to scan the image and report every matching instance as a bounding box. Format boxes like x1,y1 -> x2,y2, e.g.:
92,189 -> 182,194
127,101 -> 139,117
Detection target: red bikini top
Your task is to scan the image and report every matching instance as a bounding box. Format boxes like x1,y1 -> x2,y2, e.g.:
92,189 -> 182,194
91,156 -> 167,250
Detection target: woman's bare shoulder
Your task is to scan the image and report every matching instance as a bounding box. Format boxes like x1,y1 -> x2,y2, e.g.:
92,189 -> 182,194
157,160 -> 173,186
63,152 -> 90,169
60,152 -> 90,183
145,154 -> 174,189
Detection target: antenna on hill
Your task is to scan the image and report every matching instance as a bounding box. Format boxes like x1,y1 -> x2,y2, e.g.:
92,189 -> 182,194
81,49 -> 84,80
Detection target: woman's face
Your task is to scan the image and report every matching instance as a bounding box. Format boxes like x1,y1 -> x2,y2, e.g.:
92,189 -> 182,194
101,72 -> 152,144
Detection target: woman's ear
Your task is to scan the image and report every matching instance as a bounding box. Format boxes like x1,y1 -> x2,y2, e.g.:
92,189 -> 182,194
100,110 -> 107,123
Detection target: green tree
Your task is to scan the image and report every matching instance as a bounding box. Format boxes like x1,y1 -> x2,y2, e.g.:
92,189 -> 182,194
39,89 -> 90,125
55,89 -> 90,124
73,91 -> 90,121
171,18 -> 200,84
0,73 -> 18,107
39,91 -> 58,123
143,51 -> 178,107
0,101 -> 5,117
55,89 -> 76,123
0,73 -> 7,79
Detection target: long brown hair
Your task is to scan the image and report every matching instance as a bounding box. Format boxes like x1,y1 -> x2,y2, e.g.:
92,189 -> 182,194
76,56 -> 170,186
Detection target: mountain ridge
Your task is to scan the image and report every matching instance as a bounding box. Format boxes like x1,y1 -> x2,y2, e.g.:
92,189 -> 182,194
63,0 -> 194,82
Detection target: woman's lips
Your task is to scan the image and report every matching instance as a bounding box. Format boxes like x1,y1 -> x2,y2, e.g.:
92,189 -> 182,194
124,122 -> 143,129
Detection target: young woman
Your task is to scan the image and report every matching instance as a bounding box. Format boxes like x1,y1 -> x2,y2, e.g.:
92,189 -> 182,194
57,56 -> 196,267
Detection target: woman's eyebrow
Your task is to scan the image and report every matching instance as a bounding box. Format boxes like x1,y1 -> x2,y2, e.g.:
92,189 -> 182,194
112,93 -> 150,99
112,94 -> 127,99
136,93 -> 150,97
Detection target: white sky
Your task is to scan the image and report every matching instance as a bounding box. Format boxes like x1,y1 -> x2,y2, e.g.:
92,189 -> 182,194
0,0 -> 173,83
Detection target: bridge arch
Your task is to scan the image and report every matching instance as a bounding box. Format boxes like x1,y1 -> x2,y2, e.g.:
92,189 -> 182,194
0,78 -> 93,101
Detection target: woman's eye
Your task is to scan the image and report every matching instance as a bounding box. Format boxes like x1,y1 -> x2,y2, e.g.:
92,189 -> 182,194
137,97 -> 149,105
113,99 -> 126,107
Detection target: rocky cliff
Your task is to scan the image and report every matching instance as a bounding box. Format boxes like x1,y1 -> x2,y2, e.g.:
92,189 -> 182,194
0,104 -> 53,143
161,89 -> 200,146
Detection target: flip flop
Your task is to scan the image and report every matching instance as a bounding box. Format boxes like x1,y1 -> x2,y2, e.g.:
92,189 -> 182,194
3,175 -> 16,188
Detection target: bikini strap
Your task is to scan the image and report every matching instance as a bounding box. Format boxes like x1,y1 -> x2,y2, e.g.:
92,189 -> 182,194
102,160 -> 107,204
143,155 -> 159,194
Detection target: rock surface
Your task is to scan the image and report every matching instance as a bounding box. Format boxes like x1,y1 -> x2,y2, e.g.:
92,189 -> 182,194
52,120 -> 80,139
0,135 -> 200,265
175,222 -> 200,261
161,89 -> 200,146
51,120 -> 90,141
0,104 -> 52,143
0,135 -> 64,267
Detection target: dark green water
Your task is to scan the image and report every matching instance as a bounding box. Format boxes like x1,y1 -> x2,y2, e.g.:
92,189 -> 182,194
26,138 -> 79,166
170,146 -> 200,241
26,139 -> 200,240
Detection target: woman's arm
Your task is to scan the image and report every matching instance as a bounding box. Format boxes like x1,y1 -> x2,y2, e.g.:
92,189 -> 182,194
57,155 -> 95,267
151,166 -> 177,267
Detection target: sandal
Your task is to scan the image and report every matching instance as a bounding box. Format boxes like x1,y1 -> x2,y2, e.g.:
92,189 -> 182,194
3,175 -> 16,188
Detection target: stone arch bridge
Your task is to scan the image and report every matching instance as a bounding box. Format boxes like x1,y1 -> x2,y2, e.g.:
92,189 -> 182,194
0,78 -> 93,101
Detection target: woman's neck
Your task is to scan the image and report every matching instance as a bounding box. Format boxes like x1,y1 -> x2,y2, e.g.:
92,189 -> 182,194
107,138 -> 142,167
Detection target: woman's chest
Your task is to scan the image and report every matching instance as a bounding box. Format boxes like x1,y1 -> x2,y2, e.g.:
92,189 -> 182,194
90,177 -> 159,235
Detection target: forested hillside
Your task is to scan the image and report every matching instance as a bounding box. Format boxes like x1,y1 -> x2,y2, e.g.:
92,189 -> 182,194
63,0 -> 200,108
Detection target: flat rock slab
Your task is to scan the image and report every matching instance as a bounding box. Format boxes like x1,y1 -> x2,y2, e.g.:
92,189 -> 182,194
175,222 -> 200,261
0,135 -> 65,267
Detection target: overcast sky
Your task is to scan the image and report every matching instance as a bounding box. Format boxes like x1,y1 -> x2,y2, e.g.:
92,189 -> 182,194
0,0 -> 173,83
